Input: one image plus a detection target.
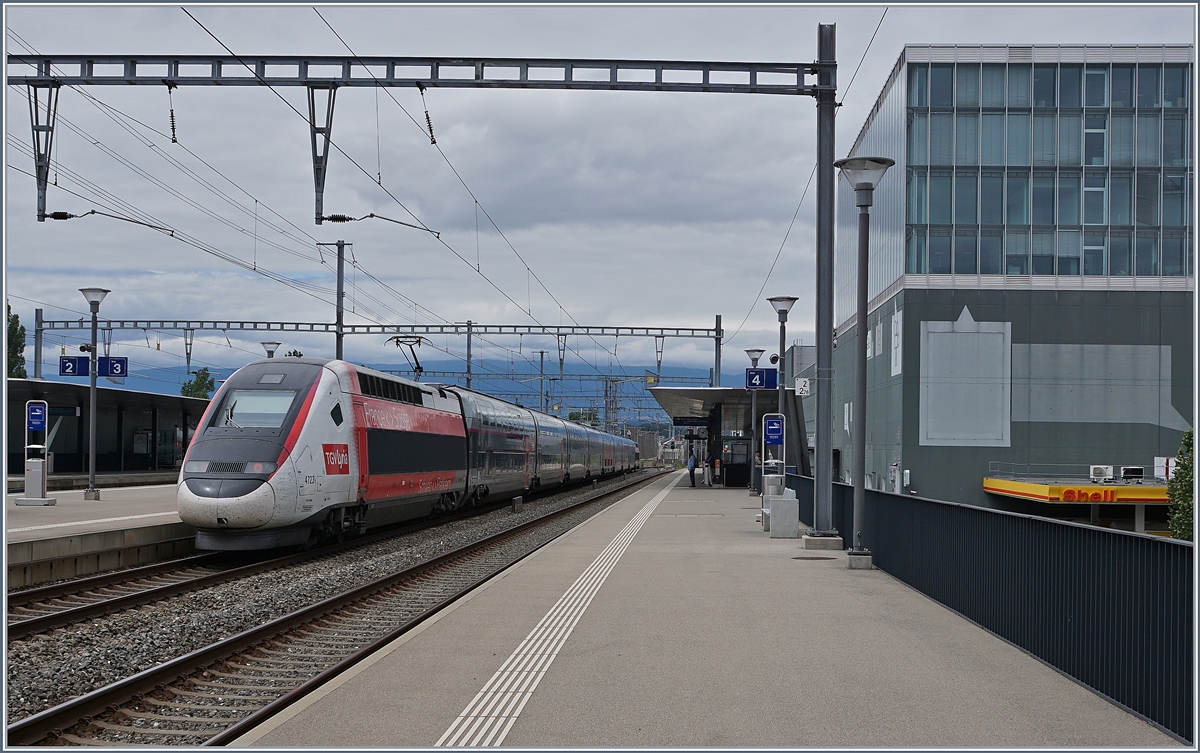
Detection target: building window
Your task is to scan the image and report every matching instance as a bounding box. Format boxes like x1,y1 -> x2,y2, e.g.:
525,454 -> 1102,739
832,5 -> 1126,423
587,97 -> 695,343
955,229 -> 978,274
1057,230 -> 1081,275
928,228 -> 952,273
955,171 -> 978,225
929,172 -> 953,224
981,114 -> 1006,165
1162,114 -> 1186,167
1135,232 -> 1159,276
1137,112 -> 1161,167
1163,173 -> 1186,226
1136,172 -> 1159,226
906,227 -> 927,273
1006,229 -> 1030,274
1109,173 -> 1133,225
982,64 -> 1006,107
908,63 -> 928,107
1060,65 -> 1083,109
907,170 -> 928,223
980,172 -> 1004,225
1137,64 -> 1160,108
1058,173 -> 1081,225
1110,114 -> 1135,166
908,111 -> 929,166
930,113 -> 954,165
1163,65 -> 1188,108
1033,114 -> 1056,165
1033,64 -> 1056,107
1084,230 -> 1106,275
956,113 -> 979,165
1084,114 -> 1106,166
1162,232 -> 1186,276
1085,65 -> 1108,107
1032,174 -> 1056,225
1032,230 -> 1056,274
1109,232 -> 1133,275
980,229 -> 1003,274
956,63 -> 980,107
1008,64 -> 1032,107
1083,173 -> 1106,225
1006,171 -> 1030,225
1111,65 -> 1134,108
1058,113 -> 1082,166
1007,112 -> 1031,165
930,64 -> 954,107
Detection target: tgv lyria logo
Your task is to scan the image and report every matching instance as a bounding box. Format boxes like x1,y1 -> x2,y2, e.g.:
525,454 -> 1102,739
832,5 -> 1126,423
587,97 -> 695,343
322,444 -> 350,474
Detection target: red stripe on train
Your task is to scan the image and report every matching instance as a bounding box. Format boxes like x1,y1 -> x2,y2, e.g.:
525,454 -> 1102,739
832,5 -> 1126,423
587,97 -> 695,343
363,471 -> 460,501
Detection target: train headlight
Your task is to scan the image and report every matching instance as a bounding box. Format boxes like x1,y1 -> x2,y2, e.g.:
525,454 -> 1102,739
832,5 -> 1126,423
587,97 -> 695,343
183,460 -> 210,473
244,461 -> 277,474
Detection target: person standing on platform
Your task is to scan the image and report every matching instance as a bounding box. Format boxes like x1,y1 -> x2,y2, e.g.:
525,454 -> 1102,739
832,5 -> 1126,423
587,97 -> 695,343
687,452 -> 697,487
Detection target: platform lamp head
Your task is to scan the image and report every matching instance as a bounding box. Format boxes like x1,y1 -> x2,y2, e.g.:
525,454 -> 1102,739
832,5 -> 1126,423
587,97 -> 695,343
744,348 -> 764,368
261,341 -> 282,359
79,287 -> 109,312
767,295 -> 798,323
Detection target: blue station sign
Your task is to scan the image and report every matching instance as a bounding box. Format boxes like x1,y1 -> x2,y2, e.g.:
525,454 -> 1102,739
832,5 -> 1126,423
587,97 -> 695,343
763,416 -> 784,446
745,368 -> 778,390
26,401 -> 47,432
98,356 -> 129,377
59,355 -> 90,377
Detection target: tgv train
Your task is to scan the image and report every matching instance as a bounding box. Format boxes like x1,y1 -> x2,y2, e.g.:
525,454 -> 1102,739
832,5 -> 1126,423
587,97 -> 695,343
177,358 -> 637,550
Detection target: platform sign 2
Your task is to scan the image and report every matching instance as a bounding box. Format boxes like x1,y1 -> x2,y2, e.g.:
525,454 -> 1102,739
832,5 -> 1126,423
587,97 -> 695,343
745,368 -> 777,390
59,355 -> 90,377
98,357 -> 128,377
763,416 -> 784,446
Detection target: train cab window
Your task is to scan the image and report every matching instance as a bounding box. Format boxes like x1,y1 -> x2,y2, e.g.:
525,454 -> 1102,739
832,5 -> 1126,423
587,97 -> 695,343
216,390 -> 296,428
330,403 -> 344,427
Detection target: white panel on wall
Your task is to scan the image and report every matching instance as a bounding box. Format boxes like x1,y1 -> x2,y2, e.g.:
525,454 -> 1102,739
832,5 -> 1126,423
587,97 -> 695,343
919,307 -> 1012,446
891,309 -> 904,377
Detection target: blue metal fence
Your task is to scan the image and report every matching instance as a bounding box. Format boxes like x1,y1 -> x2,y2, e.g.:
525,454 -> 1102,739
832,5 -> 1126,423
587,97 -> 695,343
786,474 -> 1193,743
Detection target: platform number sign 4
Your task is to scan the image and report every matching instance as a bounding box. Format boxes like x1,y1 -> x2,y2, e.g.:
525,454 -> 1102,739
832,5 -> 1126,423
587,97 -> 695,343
745,368 -> 777,390
59,355 -> 90,376
98,357 -> 128,377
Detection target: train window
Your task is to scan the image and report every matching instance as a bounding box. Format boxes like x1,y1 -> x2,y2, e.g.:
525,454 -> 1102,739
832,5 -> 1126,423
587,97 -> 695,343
330,403 -> 344,426
217,390 -> 296,428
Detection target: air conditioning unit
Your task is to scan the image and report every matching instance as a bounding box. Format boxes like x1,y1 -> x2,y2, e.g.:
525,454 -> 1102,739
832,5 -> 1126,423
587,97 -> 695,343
1120,466 -> 1145,481
1090,465 -> 1114,481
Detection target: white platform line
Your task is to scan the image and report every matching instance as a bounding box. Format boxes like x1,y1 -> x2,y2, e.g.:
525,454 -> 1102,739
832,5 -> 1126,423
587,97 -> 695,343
435,473 -> 681,747
7,511 -> 179,533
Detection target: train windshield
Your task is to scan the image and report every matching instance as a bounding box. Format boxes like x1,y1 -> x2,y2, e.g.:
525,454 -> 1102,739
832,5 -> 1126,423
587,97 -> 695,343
216,390 -> 296,428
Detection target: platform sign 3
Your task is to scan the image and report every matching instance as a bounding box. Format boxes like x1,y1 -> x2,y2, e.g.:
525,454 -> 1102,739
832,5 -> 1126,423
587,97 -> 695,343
763,416 -> 784,445
59,355 -> 90,376
98,357 -> 128,377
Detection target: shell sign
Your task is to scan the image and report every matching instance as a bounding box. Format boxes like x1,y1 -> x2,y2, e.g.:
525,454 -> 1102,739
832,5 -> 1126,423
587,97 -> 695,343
983,477 -> 1168,504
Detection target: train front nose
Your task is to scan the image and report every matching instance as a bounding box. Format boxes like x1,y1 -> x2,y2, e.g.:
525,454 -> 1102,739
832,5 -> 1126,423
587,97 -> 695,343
178,475 -> 278,529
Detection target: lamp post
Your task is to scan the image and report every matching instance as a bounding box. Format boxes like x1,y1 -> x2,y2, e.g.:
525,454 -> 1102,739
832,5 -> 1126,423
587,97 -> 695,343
766,296 -> 798,474
834,155 -> 894,563
261,341 -> 281,359
745,348 -> 764,493
79,287 -> 109,501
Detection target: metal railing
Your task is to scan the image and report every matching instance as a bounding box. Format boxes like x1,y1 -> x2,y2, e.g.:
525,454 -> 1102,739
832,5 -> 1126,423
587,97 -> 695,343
987,461 -> 1167,483
785,474 -> 1193,743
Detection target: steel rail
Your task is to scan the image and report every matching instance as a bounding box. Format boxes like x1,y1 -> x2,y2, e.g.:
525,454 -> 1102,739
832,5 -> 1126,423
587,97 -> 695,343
6,471 -> 662,745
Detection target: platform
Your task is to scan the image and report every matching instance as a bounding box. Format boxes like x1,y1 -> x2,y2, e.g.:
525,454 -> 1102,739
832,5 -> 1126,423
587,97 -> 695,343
237,471 -> 1176,747
5,483 -> 192,586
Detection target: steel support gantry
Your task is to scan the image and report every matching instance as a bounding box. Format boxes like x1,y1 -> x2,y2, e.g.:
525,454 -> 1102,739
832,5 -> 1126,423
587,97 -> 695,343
14,26 -> 840,535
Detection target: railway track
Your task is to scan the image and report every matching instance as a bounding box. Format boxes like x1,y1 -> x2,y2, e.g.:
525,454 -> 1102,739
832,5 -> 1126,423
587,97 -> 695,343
7,471 -> 664,746
6,476 -> 626,641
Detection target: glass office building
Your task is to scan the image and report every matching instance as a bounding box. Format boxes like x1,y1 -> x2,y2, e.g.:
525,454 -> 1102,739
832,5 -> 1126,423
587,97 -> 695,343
825,45 -> 1194,519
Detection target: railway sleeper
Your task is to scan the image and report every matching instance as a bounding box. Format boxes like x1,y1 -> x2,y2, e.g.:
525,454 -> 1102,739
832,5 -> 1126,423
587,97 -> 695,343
186,678 -> 298,691
138,696 -> 261,712
165,687 -> 281,702
120,706 -> 246,721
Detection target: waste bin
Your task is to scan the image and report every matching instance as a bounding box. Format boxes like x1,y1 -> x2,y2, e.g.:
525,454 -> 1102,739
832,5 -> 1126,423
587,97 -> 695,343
762,473 -> 785,498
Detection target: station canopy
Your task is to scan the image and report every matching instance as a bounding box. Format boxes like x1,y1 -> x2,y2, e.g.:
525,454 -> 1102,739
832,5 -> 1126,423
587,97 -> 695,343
649,386 -> 780,424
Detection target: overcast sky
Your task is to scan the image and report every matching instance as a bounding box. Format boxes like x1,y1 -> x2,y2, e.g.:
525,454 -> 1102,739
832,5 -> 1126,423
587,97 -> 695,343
4,3 -> 1194,404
